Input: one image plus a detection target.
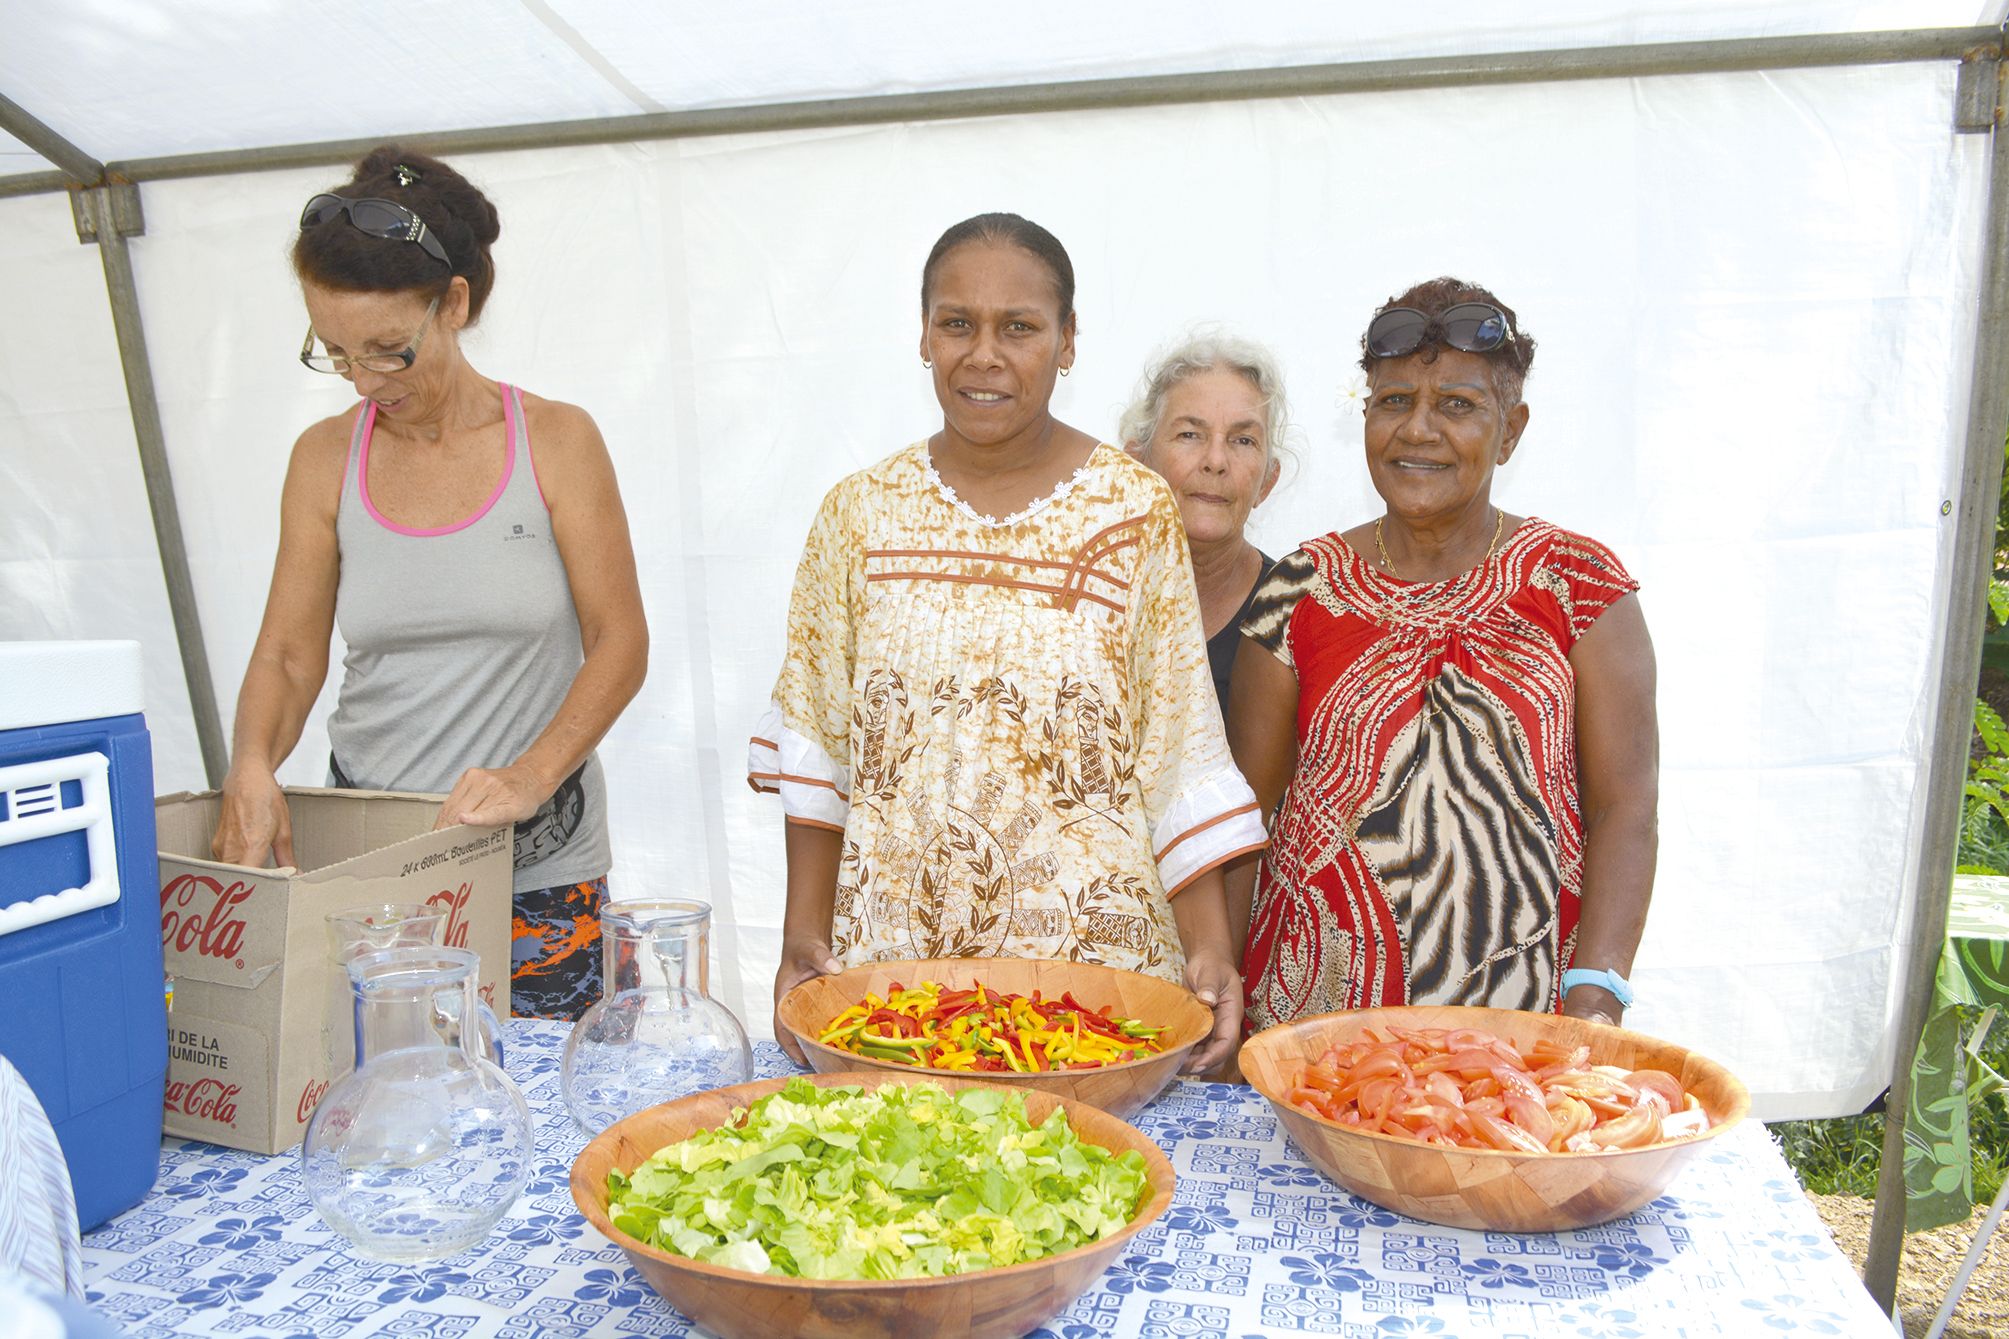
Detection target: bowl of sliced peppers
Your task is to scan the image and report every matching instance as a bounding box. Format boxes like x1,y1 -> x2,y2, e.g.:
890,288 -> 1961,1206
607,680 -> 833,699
776,958 -> 1214,1120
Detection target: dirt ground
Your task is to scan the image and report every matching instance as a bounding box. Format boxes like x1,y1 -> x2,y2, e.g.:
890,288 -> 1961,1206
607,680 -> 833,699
1810,1193 -> 2009,1338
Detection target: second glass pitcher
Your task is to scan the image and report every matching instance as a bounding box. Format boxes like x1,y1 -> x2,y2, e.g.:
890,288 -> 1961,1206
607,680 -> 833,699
560,899 -> 752,1136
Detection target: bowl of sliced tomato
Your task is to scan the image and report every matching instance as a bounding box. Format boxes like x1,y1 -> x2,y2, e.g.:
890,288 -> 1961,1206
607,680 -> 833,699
776,958 -> 1214,1120
1239,1005 -> 1750,1232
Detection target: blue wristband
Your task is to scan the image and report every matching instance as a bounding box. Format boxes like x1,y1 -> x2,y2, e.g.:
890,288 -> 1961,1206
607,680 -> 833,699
1561,967 -> 1634,1009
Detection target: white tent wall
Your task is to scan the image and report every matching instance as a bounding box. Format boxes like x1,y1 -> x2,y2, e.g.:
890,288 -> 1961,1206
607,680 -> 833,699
0,189 -> 206,783
0,58 -> 1989,1119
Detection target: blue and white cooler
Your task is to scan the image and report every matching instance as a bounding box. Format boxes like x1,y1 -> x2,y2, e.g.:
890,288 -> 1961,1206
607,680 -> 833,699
0,640 -> 168,1231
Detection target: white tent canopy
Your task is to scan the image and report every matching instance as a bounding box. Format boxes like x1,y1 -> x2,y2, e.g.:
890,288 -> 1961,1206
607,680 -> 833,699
5,0 -> 2008,1299
0,2 -> 1994,183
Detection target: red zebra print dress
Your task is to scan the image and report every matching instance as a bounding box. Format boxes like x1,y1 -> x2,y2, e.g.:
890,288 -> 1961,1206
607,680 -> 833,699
1239,518 -> 1639,1030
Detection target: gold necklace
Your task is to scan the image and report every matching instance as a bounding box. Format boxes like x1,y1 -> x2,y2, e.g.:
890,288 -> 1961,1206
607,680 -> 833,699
1375,508 -> 1505,578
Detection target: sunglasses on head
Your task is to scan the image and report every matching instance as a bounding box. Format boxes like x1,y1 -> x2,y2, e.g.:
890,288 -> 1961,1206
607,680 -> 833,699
299,193 -> 450,268
1365,302 -> 1514,359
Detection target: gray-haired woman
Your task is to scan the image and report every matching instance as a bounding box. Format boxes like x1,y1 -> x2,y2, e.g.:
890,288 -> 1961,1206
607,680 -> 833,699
1122,333 -> 1289,707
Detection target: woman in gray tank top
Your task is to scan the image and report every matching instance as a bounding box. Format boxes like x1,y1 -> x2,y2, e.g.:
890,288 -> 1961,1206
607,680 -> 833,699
211,146 -> 648,1021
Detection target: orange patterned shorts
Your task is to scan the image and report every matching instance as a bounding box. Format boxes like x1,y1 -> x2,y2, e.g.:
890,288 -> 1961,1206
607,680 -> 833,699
511,877 -> 605,1021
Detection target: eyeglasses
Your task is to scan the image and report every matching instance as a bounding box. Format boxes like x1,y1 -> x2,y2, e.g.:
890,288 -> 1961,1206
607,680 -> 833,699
1365,302 -> 1515,359
299,193 -> 450,268
299,296 -> 440,375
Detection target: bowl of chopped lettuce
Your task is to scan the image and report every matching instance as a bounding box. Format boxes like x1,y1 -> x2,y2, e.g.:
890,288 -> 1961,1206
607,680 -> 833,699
777,957 -> 1214,1120
570,1071 -> 1174,1339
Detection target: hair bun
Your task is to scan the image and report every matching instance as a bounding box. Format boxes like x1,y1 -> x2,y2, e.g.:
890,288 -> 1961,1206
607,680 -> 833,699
294,144 -> 503,323
468,195 -> 501,247
353,144 -> 406,182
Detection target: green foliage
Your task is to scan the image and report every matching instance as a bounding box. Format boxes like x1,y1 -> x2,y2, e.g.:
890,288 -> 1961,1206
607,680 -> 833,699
1771,1112 -> 1885,1197
1955,794 -> 2009,878
1969,1008 -> 2008,1205
1958,694 -> 2009,875
1769,1007 -> 2008,1205
1986,575 -> 2009,674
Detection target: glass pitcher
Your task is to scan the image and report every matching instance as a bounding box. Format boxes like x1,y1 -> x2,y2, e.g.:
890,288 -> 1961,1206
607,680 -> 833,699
302,946 -> 532,1263
324,903 -> 503,1077
560,899 -> 753,1136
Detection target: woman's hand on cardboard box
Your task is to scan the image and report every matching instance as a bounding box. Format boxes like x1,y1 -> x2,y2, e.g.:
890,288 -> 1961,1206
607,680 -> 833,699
434,763 -> 552,831
212,767 -> 295,870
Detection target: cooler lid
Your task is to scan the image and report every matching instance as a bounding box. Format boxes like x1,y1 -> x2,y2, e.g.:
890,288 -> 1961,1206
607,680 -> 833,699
0,640 -> 145,731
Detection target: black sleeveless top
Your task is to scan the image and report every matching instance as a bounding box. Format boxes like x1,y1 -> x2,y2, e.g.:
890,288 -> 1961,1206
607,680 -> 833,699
1206,551 -> 1274,710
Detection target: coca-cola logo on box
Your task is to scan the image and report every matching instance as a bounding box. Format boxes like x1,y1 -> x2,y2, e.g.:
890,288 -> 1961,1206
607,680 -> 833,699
296,1076 -> 330,1125
165,1077 -> 241,1128
160,872 -> 254,962
427,882 -> 473,949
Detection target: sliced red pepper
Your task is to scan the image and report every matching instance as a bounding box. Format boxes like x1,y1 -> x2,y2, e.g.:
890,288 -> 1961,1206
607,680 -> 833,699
1055,996 -> 1118,1031
1073,1011 -> 1127,1040
865,1008 -> 920,1038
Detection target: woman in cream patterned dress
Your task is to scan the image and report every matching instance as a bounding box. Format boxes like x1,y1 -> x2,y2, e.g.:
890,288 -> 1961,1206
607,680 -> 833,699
753,213 -> 1266,1070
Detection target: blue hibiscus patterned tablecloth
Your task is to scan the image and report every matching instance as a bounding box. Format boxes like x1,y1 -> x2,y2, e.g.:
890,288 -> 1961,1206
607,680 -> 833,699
80,1022 -> 1891,1338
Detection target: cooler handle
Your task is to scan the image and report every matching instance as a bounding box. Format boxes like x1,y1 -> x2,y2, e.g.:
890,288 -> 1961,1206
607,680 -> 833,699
0,751 -> 120,936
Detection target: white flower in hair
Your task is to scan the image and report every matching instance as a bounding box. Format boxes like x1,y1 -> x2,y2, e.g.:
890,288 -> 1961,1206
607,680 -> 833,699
1336,373 -> 1368,414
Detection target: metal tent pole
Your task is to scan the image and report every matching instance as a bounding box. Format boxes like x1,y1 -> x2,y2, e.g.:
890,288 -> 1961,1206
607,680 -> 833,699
74,188 -> 230,788
0,88 -> 230,786
1862,39 -> 2009,1313
0,90 -> 102,182
0,169 -> 82,199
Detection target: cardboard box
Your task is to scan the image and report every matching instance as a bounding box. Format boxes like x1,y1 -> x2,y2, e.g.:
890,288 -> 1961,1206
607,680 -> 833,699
154,787 -> 514,1154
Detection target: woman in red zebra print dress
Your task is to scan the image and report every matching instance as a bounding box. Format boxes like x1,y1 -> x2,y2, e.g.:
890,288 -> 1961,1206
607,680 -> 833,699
1227,278 -> 1659,1033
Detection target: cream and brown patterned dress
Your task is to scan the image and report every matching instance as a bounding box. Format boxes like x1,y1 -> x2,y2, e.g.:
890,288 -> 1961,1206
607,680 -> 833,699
749,442 -> 1267,983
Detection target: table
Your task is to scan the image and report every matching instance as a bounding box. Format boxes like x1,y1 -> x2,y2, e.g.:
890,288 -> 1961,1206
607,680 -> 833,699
81,1022 -> 1892,1338
1905,874 -> 2009,1231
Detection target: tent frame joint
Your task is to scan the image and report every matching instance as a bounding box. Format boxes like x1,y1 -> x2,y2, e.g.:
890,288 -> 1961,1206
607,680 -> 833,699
71,182 -> 144,244
1955,33 -> 2006,133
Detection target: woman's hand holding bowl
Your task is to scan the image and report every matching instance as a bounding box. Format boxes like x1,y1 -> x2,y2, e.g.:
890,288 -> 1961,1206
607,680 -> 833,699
1560,984 -> 1624,1028
771,935 -> 841,1066
1180,943 -> 1244,1075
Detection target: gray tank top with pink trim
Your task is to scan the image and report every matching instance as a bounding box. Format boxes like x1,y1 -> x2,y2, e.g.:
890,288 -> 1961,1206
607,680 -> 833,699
328,382 -> 610,894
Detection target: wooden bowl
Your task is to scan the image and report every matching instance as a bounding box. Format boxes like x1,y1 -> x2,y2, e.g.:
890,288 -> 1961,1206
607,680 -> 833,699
570,1071 -> 1175,1339
1240,1005 -> 1751,1233
776,958 -> 1213,1120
